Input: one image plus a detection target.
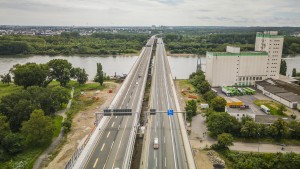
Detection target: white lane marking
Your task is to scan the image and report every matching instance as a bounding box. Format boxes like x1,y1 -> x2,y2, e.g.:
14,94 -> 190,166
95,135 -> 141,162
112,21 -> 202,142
111,122 -> 115,127
93,158 -> 98,168
156,157 -> 157,167
101,143 -> 105,151
162,121 -> 164,127
115,116 -> 117,119
107,131 -> 110,138
118,124 -> 121,130
164,137 -> 165,143
165,157 -> 167,167
169,116 -> 178,169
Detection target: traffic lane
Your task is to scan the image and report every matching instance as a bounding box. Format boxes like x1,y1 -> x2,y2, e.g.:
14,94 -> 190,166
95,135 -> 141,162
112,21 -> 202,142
84,116 -> 122,169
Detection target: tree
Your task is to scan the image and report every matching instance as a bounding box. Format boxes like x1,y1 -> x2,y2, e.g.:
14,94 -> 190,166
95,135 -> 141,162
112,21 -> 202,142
292,68 -> 297,77
71,67 -> 88,85
270,118 -> 289,139
0,115 -> 10,143
240,120 -> 259,138
198,81 -> 211,94
210,96 -> 227,112
217,133 -> 233,149
2,133 -> 25,155
289,121 -> 300,139
280,60 -> 287,76
47,59 -> 73,87
21,109 -> 55,146
206,112 -> 240,136
94,63 -> 104,86
0,73 -> 11,84
10,63 -> 52,88
50,86 -> 70,111
185,100 -> 197,121
203,90 -> 217,104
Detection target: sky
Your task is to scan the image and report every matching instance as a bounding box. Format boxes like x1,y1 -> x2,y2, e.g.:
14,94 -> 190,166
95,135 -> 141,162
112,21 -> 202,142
0,0 -> 300,26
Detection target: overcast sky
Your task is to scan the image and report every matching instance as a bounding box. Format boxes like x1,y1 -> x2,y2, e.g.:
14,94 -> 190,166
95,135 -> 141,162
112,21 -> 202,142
0,0 -> 299,26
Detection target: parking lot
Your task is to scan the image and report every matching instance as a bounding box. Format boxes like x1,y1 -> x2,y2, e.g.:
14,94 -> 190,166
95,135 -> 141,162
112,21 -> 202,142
213,87 -> 272,116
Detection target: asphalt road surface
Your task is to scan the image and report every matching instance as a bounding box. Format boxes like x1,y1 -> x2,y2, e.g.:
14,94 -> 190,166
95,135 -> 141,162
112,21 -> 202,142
146,38 -> 188,169
84,37 -> 155,169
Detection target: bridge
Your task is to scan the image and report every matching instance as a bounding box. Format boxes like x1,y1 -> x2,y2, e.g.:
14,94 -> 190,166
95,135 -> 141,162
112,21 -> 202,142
71,36 -> 196,169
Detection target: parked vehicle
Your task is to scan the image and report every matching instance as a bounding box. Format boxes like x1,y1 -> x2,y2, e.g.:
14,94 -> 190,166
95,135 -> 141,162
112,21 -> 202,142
200,103 -> 209,109
260,105 -> 270,114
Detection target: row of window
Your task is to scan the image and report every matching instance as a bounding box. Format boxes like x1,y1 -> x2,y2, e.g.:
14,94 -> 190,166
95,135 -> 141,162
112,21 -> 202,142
238,76 -> 263,81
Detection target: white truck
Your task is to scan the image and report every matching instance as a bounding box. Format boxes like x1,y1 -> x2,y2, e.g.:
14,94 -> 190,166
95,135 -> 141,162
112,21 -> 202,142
260,105 -> 270,114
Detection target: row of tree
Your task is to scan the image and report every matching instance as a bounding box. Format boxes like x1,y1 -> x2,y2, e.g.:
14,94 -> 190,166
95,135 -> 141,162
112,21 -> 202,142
164,33 -> 300,55
184,70 -> 227,121
206,111 -> 300,140
0,33 -> 149,55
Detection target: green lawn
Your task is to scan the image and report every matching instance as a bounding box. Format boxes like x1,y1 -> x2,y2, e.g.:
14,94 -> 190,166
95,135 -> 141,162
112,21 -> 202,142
254,100 -> 288,116
0,83 -> 22,99
53,115 -> 63,138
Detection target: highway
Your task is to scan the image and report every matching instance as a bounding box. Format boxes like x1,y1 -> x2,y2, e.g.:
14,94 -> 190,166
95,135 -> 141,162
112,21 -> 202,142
145,38 -> 188,169
83,36 -> 155,169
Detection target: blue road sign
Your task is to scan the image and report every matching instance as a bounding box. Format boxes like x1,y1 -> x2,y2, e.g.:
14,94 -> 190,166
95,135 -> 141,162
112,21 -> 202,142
167,109 -> 174,116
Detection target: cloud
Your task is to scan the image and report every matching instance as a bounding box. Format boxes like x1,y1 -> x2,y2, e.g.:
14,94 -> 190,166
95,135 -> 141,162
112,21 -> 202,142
0,0 -> 299,26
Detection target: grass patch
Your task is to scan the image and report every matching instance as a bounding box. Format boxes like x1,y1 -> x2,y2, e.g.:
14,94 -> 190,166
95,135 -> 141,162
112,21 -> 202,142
53,115 -> 63,138
254,100 -> 288,116
0,83 -> 22,99
178,79 -> 195,92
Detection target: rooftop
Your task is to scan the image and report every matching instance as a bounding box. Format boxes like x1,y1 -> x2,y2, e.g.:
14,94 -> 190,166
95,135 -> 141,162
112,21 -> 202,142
255,115 -> 291,124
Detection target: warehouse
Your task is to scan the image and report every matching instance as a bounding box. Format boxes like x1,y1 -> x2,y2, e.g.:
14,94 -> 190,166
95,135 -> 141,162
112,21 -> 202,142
255,79 -> 300,109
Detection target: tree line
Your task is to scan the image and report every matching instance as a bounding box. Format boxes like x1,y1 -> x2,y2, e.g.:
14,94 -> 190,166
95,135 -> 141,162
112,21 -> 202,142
164,33 -> 300,55
0,32 -> 150,56
185,70 -> 227,121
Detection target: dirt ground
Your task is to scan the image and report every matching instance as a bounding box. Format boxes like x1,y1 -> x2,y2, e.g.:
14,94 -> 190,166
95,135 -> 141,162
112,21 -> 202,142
45,82 -> 121,169
194,150 -> 214,169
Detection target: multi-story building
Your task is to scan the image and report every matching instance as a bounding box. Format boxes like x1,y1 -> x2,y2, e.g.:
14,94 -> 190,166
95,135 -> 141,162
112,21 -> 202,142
205,31 -> 284,87
255,31 -> 284,79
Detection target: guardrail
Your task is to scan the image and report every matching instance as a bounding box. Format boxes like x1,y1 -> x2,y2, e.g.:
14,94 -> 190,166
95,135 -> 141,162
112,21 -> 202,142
122,46 -> 153,169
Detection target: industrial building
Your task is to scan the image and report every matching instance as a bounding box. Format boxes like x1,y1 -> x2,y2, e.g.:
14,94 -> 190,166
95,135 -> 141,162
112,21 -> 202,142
206,31 -> 284,87
255,79 -> 300,109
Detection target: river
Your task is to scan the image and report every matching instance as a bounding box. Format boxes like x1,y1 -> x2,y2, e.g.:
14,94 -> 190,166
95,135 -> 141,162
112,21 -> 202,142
0,55 -> 299,79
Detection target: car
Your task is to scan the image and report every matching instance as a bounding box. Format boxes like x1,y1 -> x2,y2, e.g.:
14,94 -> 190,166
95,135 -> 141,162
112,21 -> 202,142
153,137 -> 159,149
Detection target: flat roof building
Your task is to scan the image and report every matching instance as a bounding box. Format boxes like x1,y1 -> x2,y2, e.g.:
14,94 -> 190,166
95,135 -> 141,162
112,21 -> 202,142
206,31 -> 284,87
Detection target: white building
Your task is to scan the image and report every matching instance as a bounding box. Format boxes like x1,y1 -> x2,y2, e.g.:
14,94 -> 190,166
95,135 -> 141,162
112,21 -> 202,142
205,31 -> 284,87
255,31 -> 284,79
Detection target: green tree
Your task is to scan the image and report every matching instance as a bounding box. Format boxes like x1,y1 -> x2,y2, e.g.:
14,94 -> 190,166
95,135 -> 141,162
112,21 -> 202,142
94,63 -> 104,86
217,133 -> 233,149
210,96 -> 227,112
280,60 -> 287,76
47,59 -> 73,87
289,121 -> 300,139
292,68 -> 297,77
185,100 -> 197,121
21,109 -> 55,146
203,90 -> 217,104
50,86 -> 70,111
241,120 -> 259,138
71,68 -> 88,85
270,118 -> 289,139
206,112 -> 240,136
11,63 -> 52,88
0,73 -> 12,85
0,115 -> 10,143
198,81 -> 211,94
2,133 -> 25,155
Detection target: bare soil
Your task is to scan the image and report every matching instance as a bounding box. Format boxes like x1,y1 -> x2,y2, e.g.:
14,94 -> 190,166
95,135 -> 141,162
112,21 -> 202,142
44,82 -> 121,169
194,150 -> 214,169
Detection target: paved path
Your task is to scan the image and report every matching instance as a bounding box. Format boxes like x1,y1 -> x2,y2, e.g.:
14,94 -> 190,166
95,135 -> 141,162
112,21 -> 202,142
33,87 -> 74,169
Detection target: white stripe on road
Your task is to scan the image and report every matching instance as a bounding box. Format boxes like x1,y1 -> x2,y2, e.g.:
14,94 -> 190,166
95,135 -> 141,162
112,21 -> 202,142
164,137 -> 165,143
93,158 -> 98,168
111,122 -> 115,127
101,143 -> 105,151
165,157 -> 167,167
156,157 -> 157,167
107,131 -> 110,138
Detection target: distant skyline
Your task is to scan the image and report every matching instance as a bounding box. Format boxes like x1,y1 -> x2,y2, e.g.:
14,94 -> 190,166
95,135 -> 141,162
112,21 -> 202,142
0,0 -> 300,26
